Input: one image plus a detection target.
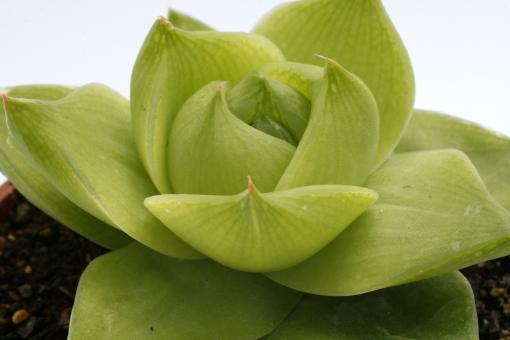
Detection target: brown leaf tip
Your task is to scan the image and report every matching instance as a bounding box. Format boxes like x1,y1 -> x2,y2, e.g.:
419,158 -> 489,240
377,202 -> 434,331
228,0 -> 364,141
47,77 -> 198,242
247,176 -> 256,194
216,82 -> 224,93
157,16 -> 174,30
1,94 -> 10,105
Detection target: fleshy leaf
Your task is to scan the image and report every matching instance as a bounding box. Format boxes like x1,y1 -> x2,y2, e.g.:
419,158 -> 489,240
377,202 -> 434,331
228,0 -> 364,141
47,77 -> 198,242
145,180 -> 377,272
168,82 -> 295,195
68,243 -> 301,340
168,9 -> 213,31
254,0 -> 415,165
268,150 -> 510,295
398,110 -> 510,211
267,272 -> 477,340
276,58 -> 379,190
252,116 -> 296,146
228,73 -> 310,144
2,85 -> 201,259
131,18 -> 285,193
0,86 -> 131,249
259,62 -> 322,98
3,84 -> 74,100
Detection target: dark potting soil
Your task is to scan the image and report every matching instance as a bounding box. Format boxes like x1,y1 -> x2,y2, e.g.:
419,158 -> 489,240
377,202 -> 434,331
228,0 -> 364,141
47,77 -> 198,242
0,187 -> 106,340
0,186 -> 509,340
463,259 -> 510,340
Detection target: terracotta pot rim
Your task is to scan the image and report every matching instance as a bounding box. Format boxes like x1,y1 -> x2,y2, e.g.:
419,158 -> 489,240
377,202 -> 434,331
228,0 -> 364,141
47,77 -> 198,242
0,181 -> 19,221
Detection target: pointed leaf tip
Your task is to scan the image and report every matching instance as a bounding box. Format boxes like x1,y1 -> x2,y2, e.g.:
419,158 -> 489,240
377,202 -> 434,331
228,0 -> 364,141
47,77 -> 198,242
168,81 -> 295,195
397,110 -> 510,211
314,54 -> 333,65
3,84 -> 200,259
0,85 -> 131,250
167,8 -> 213,31
131,21 -> 285,193
268,149 -> 510,295
275,57 -> 379,190
254,0 -> 415,164
157,16 -> 173,29
247,176 -> 256,194
146,185 -> 377,272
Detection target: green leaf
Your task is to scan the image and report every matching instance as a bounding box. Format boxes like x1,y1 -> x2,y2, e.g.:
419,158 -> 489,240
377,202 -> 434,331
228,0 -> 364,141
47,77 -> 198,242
0,86 -> 131,249
3,84 -> 74,100
276,58 -> 379,190
259,62 -> 322,98
268,150 -> 510,295
251,116 -> 297,146
254,0 -> 415,165
227,73 -> 311,144
168,81 -> 295,195
131,18 -> 285,193
168,9 -> 213,31
69,243 -> 301,340
2,84 -> 200,259
398,110 -> 510,211
267,272 -> 477,340
145,180 -> 377,272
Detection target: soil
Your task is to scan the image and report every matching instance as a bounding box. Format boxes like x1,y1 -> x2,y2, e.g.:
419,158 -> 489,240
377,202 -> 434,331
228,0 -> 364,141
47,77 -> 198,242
0,182 -> 509,340
0,183 -> 106,339
463,259 -> 510,340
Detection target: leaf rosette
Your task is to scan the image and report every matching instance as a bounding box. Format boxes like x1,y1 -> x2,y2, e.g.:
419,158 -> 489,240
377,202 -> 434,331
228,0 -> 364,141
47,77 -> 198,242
1,1 -> 510,339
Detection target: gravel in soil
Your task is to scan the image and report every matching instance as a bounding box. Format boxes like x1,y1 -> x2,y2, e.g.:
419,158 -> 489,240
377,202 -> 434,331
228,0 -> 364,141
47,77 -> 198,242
462,259 -> 510,340
0,189 -> 509,339
0,190 -> 106,340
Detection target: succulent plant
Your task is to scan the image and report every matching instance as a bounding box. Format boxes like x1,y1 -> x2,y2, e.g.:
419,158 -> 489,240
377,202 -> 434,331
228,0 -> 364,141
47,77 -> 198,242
1,1 -> 509,339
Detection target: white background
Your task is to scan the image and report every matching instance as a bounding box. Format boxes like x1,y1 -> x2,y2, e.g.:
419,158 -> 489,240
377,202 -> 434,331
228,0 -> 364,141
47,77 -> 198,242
1,0 -> 509,183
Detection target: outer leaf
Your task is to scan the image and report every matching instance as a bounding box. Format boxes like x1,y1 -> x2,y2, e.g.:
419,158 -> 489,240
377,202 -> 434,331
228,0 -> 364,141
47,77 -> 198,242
2,84 -> 74,100
131,18 -> 285,193
254,0 -> 415,164
168,9 -> 213,31
69,243 -> 301,340
2,85 -> 200,259
276,58 -> 379,190
398,110 -> 510,210
145,182 -> 377,272
0,86 -> 131,249
267,272 -> 477,340
168,82 -> 295,195
228,73 -> 311,144
268,150 -> 510,295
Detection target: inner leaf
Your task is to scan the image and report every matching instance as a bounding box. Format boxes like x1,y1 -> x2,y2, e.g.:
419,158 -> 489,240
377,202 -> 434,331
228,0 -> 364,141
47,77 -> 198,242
254,0 -> 415,165
252,116 -> 297,146
168,81 -> 295,195
131,18 -> 285,193
227,73 -> 311,145
258,61 -> 323,98
168,9 -> 213,31
276,58 -> 379,191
